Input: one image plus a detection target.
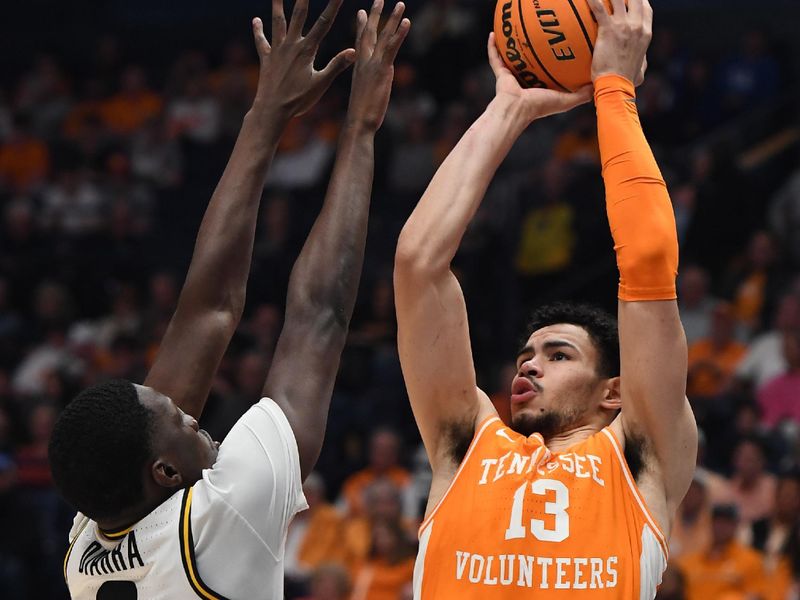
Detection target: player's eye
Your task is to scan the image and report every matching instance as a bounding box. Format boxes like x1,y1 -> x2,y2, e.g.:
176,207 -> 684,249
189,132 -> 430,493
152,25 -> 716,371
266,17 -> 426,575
551,351 -> 568,361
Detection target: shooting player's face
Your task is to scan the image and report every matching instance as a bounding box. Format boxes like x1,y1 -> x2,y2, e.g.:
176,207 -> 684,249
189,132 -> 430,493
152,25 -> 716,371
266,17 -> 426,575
136,385 -> 219,490
510,324 -> 613,439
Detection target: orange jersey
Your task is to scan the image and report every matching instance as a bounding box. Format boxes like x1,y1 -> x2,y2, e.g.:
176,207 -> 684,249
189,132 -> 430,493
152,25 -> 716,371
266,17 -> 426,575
413,416 -> 668,598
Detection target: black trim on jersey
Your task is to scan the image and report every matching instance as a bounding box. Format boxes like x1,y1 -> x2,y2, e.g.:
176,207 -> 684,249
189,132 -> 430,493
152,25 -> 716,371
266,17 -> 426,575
179,487 -> 231,600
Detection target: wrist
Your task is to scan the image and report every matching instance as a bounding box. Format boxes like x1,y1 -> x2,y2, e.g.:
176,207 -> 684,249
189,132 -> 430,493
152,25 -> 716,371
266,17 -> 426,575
487,94 -> 531,130
342,116 -> 381,136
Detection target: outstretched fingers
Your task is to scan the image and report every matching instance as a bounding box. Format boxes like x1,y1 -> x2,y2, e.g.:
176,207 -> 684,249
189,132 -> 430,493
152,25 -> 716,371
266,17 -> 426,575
382,17 -> 410,64
375,2 -> 405,56
305,0 -> 344,48
272,0 -> 287,45
364,0 -> 384,50
252,17 -> 272,56
287,0 -> 310,40
354,9 -> 368,52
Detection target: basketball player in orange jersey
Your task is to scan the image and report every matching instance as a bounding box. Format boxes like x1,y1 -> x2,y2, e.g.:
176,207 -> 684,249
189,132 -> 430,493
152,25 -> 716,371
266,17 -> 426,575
394,0 -> 697,597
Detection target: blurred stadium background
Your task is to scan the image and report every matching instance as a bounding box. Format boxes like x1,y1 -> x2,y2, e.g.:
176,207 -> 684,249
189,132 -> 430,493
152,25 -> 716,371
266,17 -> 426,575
1,0 -> 800,598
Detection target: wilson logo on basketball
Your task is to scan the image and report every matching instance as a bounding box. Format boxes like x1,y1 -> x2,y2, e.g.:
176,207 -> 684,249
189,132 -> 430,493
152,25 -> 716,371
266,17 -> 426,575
494,0 -> 610,92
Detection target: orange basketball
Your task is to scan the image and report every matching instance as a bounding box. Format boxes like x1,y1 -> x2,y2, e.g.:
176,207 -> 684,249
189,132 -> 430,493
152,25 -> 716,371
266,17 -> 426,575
494,0 -> 613,92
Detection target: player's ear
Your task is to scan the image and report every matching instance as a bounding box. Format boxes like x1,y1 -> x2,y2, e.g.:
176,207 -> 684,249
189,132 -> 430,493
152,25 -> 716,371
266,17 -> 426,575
600,376 -> 621,411
152,459 -> 183,488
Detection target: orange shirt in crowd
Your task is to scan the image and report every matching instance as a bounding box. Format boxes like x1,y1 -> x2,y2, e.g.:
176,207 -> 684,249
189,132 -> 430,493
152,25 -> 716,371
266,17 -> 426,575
295,504 -> 346,573
765,558 -> 797,600
678,541 -> 766,600
350,558 -> 415,600
340,467 -> 411,517
0,137 -> 50,192
101,91 -> 163,135
734,271 -> 766,329
669,509 -> 712,560
687,339 -> 747,397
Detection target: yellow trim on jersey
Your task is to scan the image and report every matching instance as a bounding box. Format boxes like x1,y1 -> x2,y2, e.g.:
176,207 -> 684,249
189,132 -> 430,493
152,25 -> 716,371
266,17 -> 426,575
180,487 -> 229,600
99,523 -> 135,540
63,519 -> 90,584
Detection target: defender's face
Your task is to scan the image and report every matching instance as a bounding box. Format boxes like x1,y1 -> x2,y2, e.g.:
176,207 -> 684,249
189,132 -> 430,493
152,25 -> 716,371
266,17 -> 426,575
510,324 -> 607,437
136,385 -> 219,488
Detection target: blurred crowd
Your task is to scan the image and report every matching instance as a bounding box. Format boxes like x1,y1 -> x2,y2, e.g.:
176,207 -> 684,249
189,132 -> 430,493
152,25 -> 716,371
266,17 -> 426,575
0,2 -> 799,599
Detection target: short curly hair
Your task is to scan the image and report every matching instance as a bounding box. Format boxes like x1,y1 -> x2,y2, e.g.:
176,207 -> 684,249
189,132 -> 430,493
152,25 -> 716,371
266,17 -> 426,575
525,302 -> 620,378
49,379 -> 154,520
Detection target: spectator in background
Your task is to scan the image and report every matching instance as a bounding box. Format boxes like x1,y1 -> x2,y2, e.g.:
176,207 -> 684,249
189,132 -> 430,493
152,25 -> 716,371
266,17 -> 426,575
679,504 -> 765,600
552,108 -> 600,165
769,165 -> 800,267
730,436 -> 778,527
747,471 -> 800,582
339,428 -> 411,519
0,114 -> 50,194
655,563 -> 686,600
678,264 -> 717,346
101,65 -> 163,136
717,29 -> 781,120
40,166 -> 105,237
736,292 -> 800,392
669,473 -> 712,560
14,55 -> 71,138
167,72 -> 221,145
299,563 -> 351,600
350,518 -> 416,600
341,479 -> 415,571
515,159 -> 576,303
130,115 -> 183,188
726,230 -> 785,335
285,473 -> 345,591
687,302 -> 747,399
757,330 -> 800,428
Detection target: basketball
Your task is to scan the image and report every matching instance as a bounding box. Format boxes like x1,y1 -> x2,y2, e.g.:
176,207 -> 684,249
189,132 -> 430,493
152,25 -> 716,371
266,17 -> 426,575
494,0 -> 613,92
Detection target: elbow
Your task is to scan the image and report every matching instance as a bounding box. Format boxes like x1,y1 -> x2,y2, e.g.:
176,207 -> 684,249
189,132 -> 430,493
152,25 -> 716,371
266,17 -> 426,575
395,230 -> 444,283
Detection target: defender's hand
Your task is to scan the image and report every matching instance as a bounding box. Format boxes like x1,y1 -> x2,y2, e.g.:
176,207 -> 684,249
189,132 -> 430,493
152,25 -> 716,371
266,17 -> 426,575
586,0 -> 651,85
346,0 -> 411,132
487,33 -> 592,123
252,0 -> 356,119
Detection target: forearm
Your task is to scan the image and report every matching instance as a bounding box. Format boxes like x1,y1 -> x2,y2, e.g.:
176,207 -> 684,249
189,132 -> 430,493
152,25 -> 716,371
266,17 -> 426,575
396,96 -> 528,275
283,122 -> 375,331
177,104 -> 286,318
596,75 -> 678,301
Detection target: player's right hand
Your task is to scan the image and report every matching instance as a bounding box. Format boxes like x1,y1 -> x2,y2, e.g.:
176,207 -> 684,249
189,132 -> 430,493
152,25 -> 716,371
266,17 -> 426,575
487,33 -> 592,123
586,0 -> 651,85
251,0 -> 356,119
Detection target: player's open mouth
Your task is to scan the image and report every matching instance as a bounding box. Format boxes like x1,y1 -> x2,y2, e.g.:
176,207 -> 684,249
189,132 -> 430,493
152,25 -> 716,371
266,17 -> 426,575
510,377 -> 538,404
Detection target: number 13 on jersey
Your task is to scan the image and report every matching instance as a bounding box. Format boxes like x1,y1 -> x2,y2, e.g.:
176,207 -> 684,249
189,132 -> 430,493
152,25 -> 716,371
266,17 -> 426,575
505,479 -> 570,542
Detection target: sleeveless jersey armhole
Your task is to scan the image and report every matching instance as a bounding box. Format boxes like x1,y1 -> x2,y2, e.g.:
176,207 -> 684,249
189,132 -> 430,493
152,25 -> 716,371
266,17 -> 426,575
418,416 -> 500,536
600,428 -> 669,561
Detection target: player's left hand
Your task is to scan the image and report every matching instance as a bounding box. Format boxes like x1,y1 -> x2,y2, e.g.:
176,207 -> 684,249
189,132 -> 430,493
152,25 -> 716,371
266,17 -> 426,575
487,33 -> 592,123
345,0 -> 411,132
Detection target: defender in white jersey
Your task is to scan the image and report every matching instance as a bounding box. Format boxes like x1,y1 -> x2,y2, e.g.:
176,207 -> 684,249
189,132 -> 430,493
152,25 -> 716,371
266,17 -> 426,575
50,1 -> 411,598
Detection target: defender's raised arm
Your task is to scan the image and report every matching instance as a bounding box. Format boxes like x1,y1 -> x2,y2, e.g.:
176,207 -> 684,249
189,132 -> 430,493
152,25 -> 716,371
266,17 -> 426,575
264,0 -> 410,479
144,0 -> 355,418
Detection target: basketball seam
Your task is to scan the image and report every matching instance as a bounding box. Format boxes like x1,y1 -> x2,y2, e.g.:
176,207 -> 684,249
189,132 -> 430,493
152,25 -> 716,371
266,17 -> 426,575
565,0 -> 594,54
515,0 -> 571,92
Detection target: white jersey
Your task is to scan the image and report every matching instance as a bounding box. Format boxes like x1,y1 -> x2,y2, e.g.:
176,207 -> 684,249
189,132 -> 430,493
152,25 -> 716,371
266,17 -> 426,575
64,397 -> 308,600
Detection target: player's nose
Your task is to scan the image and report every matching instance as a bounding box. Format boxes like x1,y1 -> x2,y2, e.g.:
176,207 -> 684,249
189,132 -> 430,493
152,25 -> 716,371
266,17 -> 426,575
185,414 -> 199,432
519,357 -> 541,378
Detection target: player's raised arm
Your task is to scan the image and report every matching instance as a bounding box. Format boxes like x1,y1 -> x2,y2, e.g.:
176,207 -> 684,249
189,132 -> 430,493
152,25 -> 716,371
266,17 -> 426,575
144,0 -> 354,418
263,1 -> 410,479
394,36 -> 591,470
587,0 -> 697,522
